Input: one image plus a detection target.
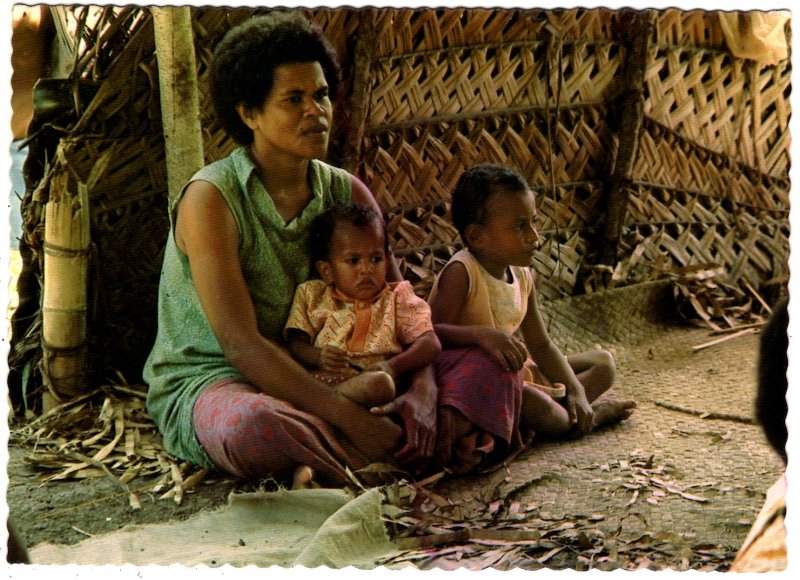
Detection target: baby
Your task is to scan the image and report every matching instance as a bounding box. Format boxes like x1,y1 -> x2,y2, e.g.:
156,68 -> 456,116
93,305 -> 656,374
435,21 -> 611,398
285,202 -> 441,408
429,164 -> 635,444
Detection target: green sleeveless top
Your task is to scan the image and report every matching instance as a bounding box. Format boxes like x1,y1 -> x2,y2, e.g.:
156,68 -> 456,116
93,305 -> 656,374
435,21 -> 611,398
143,147 -> 352,467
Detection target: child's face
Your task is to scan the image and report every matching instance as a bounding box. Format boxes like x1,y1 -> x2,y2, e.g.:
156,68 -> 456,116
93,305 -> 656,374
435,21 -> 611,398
317,220 -> 389,301
470,187 -> 540,276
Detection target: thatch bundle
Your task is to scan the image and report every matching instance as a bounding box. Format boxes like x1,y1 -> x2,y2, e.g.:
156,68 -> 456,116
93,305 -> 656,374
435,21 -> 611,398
9,6 -> 790,408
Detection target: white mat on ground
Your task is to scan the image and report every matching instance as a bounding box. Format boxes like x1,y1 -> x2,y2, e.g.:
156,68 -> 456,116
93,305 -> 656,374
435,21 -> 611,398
31,487 -> 401,568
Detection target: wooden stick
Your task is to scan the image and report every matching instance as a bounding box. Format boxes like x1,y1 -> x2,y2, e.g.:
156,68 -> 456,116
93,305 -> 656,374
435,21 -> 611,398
654,401 -> 754,424
691,327 -> 758,351
712,321 -> 764,335
742,278 -> 772,315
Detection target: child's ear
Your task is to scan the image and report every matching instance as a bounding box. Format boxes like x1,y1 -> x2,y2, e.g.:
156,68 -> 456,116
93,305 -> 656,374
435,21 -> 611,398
464,223 -> 485,250
316,260 -> 333,284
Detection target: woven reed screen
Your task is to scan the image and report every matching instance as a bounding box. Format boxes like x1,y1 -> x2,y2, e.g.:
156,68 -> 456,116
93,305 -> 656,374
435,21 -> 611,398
12,7 -> 790,392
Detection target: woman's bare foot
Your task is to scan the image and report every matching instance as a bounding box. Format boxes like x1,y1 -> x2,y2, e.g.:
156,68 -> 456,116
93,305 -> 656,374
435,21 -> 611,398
591,399 -> 637,429
292,465 -> 317,490
336,371 -> 395,407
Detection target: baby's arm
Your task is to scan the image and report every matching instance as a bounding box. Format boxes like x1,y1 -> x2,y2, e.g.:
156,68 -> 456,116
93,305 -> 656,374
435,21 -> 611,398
429,262 -> 528,371
519,290 -> 593,432
286,328 -> 353,373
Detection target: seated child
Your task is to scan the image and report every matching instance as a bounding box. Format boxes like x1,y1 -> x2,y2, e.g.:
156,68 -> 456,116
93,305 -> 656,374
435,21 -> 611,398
428,163 -> 636,448
285,202 -> 441,408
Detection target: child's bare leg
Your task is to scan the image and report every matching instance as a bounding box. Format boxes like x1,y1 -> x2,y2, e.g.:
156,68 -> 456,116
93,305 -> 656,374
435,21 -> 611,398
592,399 -> 637,428
567,349 -> 616,402
567,349 -> 635,427
521,384 -> 572,437
336,371 -> 395,407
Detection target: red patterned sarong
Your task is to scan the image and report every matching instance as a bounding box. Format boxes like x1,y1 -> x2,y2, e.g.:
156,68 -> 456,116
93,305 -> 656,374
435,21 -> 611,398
434,347 -> 526,474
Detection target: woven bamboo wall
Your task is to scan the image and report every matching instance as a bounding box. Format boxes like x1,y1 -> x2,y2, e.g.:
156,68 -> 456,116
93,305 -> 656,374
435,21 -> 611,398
12,7 -> 790,393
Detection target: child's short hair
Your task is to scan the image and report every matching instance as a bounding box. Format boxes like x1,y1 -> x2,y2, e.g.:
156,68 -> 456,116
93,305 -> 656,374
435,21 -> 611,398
450,163 -> 530,243
310,203 -> 389,266
210,11 -> 341,145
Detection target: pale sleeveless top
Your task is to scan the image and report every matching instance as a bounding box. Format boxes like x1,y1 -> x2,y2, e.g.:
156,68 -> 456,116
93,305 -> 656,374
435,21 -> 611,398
428,249 -> 533,333
143,148 -> 352,467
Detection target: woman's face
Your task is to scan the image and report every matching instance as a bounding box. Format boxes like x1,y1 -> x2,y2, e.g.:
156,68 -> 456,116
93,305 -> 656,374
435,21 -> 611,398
240,61 -> 333,162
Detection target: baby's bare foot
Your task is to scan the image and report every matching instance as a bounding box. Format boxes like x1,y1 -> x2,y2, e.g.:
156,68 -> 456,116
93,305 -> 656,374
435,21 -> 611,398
336,371 -> 395,407
292,465 -> 317,490
592,399 -> 637,429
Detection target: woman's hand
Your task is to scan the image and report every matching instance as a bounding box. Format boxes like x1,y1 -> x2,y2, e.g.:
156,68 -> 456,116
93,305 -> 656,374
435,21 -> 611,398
478,329 -> 528,371
370,366 -> 437,472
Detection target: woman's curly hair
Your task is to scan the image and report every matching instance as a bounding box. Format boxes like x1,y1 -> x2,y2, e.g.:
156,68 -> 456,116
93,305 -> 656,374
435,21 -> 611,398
209,11 -> 341,145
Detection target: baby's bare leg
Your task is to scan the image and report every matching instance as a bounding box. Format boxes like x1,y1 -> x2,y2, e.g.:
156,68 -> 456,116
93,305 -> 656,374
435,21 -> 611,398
336,371 -> 395,407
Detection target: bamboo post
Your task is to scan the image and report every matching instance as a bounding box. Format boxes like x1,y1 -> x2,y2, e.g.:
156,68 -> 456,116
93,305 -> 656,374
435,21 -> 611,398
41,159 -> 91,410
597,10 -> 654,270
338,8 -> 378,174
151,6 -> 204,203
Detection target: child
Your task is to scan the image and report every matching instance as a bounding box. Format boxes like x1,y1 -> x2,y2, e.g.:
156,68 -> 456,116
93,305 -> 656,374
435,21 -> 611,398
428,164 -> 635,455
285,203 -> 441,408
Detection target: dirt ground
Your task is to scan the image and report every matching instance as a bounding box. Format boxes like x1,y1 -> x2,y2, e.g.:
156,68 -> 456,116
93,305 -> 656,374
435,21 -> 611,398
5,283 -> 784,570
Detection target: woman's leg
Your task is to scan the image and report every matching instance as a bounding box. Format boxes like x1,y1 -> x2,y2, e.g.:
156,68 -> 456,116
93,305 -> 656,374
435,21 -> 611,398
193,379 -> 370,485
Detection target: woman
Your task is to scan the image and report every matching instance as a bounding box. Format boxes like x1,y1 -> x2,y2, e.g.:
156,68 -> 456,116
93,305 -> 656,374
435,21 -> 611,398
144,12 -> 437,486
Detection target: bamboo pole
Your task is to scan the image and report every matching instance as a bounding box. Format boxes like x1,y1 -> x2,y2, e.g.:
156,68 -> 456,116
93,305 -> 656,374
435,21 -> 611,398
597,10 -> 654,270
41,161 -> 91,410
338,8 -> 378,174
151,6 -> 204,203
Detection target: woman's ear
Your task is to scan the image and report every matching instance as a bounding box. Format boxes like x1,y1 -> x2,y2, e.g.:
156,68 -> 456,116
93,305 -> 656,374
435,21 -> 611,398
236,103 -> 257,130
316,260 -> 333,284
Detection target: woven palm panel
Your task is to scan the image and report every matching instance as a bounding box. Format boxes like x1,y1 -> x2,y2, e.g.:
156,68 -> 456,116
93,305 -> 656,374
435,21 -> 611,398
749,59 -> 791,176
654,9 -> 729,49
368,39 -> 621,128
634,119 -> 789,209
363,107 -> 613,210
614,216 -> 789,288
643,46 -> 748,159
371,7 -> 625,58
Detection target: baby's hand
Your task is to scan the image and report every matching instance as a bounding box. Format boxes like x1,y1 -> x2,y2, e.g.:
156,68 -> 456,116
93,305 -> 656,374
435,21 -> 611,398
366,360 -> 396,379
319,346 -> 354,374
479,330 -> 528,371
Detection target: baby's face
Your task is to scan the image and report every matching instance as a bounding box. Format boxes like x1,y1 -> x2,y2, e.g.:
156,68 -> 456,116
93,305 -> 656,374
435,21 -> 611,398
322,220 -> 388,301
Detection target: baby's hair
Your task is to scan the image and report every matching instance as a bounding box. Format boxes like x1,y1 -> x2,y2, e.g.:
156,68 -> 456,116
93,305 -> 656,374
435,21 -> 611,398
210,11 -> 341,145
310,203 -> 389,266
450,163 -> 530,243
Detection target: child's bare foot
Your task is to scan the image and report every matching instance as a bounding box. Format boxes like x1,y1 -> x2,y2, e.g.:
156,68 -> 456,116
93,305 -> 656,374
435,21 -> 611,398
336,371 -> 395,407
591,399 -> 637,429
292,465 -> 317,490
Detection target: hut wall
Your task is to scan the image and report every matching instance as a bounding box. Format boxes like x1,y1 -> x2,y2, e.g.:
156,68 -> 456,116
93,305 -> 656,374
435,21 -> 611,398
13,7 -> 790,392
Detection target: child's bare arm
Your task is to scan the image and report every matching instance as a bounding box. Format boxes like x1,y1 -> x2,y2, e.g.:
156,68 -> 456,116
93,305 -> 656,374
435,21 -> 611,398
429,262 -> 527,370
519,290 -> 594,433
286,328 -> 352,374
370,330 -> 441,378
